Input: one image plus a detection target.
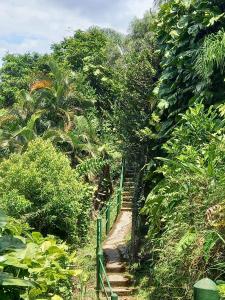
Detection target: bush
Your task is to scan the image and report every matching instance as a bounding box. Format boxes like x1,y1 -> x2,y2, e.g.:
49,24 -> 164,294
0,138 -> 92,244
0,210 -> 80,300
142,104 -> 225,299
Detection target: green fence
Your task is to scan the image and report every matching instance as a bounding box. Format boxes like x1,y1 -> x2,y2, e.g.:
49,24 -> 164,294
96,159 -> 125,299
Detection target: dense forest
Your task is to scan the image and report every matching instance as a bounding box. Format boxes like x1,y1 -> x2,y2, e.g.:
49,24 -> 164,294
1,0 -> 225,299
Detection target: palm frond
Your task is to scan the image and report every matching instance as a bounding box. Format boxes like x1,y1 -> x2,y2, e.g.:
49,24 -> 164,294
195,30 -> 225,80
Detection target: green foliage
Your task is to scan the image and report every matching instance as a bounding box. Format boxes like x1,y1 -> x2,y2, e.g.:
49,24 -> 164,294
52,27 -> 124,114
76,157 -> 106,177
7,3 -> 225,298
52,27 -> 108,71
142,104 -> 225,299
154,0 -> 225,118
0,60 -> 96,158
0,138 -> 92,244
0,209 -> 79,300
196,30 -> 225,80
129,10 -> 154,40
0,53 -> 48,108
218,284 -> 225,298
112,11 -> 159,152
163,104 -> 224,155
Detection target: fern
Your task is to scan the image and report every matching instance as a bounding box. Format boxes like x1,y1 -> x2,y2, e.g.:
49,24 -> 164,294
76,157 -> 106,176
176,230 -> 197,254
218,104 -> 225,117
195,30 -> 225,80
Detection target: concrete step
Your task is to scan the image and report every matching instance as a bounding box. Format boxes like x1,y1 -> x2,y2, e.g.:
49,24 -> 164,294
105,287 -> 136,296
126,169 -> 135,173
123,192 -> 133,197
125,173 -> 135,179
123,185 -> 134,193
124,183 -> 135,187
124,182 -> 135,186
123,192 -> 134,197
106,262 -> 125,273
125,175 -> 134,179
123,194 -> 133,199
106,274 -> 131,287
125,169 -> 135,175
121,207 -> 132,212
123,190 -> 133,194
123,197 -> 132,202
123,191 -> 134,195
123,202 -> 132,208
123,193 -> 134,197
123,187 -> 134,190
122,196 -> 133,202
126,175 -> 135,179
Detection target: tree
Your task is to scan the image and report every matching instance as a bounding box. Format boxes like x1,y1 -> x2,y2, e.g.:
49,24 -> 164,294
0,53 -> 49,107
112,11 -> 159,154
52,27 -> 124,115
52,27 -> 108,71
0,60 -> 96,157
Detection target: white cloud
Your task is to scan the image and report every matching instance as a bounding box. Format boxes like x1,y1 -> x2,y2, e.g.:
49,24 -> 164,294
0,0 -> 154,62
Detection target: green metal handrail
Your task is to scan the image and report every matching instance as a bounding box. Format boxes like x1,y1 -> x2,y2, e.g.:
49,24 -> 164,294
99,257 -> 113,299
96,159 -> 125,300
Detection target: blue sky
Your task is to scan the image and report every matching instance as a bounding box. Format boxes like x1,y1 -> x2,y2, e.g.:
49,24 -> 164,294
0,0 -> 154,62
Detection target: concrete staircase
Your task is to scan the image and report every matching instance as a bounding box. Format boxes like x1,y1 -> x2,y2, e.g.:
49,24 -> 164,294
103,168 -> 136,299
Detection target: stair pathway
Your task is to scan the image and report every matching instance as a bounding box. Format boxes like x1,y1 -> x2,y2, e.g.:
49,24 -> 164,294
103,170 -> 136,299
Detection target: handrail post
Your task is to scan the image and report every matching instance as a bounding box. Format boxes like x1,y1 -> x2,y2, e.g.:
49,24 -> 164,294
120,159 -> 125,190
97,249 -> 104,296
118,189 -> 122,215
122,156 -> 125,178
97,217 -> 102,253
194,278 -> 220,300
106,204 -> 111,235
116,189 -> 121,216
111,292 -> 118,299
118,158 -> 125,214
96,217 -> 102,298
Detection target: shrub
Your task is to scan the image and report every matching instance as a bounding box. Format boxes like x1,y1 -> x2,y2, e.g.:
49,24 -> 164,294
0,138 -> 92,244
0,210 -> 80,300
142,104 -> 225,299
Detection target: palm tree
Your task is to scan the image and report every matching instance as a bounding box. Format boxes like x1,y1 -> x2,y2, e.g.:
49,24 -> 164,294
30,60 -> 94,132
0,60 -> 95,156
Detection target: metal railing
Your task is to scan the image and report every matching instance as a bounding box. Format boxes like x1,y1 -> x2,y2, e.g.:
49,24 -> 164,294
96,159 -> 125,300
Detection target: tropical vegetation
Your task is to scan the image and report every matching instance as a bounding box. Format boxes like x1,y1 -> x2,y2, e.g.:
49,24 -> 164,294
2,0 -> 225,298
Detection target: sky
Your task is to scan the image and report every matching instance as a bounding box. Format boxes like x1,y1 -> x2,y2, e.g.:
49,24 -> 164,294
0,0 -> 154,63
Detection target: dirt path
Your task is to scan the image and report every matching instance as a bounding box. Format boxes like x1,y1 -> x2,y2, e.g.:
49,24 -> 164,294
103,210 -> 132,262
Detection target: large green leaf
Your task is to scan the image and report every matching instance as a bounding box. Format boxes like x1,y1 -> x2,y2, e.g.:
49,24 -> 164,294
0,272 -> 33,287
0,236 -> 25,253
1,255 -> 28,269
